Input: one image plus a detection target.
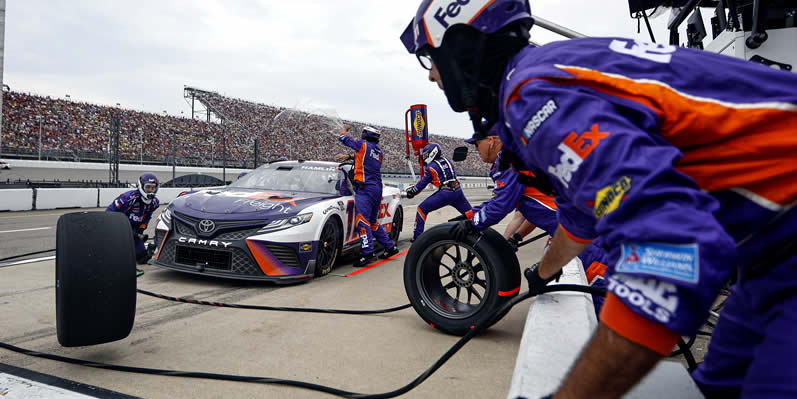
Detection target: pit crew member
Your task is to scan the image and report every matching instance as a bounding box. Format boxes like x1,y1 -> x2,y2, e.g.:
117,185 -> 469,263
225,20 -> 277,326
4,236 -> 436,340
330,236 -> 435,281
401,1 -> 797,398
105,173 -> 160,274
406,142 -> 473,241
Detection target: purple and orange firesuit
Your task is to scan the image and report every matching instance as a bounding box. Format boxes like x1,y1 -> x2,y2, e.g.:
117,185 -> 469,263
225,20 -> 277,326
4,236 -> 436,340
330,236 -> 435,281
408,156 -> 473,240
495,38 -> 797,398
105,189 -> 160,258
338,134 -> 396,257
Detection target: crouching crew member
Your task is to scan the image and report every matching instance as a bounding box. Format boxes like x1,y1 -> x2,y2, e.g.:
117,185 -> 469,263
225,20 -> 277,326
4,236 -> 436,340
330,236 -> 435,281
105,173 -> 160,275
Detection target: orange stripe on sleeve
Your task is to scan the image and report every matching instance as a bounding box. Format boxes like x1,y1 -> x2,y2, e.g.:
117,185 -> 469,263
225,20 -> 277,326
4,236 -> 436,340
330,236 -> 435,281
354,143 -> 366,182
430,167 -> 441,187
600,293 -> 680,356
559,224 -> 593,244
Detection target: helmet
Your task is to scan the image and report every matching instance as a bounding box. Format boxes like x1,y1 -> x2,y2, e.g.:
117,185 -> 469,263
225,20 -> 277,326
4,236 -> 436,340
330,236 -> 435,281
421,143 -> 442,165
361,126 -> 381,143
400,0 -> 533,131
137,173 -> 159,204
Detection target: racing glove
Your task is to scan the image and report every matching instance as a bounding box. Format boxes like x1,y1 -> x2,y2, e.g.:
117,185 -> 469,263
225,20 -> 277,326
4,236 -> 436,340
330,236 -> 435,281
136,233 -> 149,243
405,186 -> 418,199
450,219 -> 476,242
507,233 -> 523,252
524,262 -> 562,296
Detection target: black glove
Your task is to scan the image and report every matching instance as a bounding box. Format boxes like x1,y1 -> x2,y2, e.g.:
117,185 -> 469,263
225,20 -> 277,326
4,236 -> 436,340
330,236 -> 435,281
405,186 -> 417,199
524,262 -> 563,295
447,214 -> 468,222
136,233 -> 149,243
450,219 -> 475,242
507,233 -> 523,252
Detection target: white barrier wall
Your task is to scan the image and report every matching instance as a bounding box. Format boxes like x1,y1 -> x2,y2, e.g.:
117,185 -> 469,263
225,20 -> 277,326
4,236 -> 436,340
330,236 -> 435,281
0,189 -> 33,211
36,188 -> 97,210
507,259 -> 704,398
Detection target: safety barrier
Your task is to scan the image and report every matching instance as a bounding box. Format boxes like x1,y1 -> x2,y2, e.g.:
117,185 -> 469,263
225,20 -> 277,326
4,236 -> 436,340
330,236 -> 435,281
0,187 -> 195,211
507,259 -> 704,398
36,188 -> 98,210
0,189 -> 34,212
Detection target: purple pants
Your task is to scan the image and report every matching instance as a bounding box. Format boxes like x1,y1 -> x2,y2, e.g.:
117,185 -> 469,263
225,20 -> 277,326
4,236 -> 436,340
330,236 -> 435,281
414,188 -> 473,240
355,185 -> 394,256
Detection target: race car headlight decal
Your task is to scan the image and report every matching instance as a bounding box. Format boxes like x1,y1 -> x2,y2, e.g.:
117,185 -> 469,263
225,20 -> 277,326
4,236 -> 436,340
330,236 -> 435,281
159,208 -> 172,227
258,213 -> 312,233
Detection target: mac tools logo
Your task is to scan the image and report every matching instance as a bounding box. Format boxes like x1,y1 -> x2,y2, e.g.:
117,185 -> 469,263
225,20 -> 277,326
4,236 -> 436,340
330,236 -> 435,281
424,0 -> 486,46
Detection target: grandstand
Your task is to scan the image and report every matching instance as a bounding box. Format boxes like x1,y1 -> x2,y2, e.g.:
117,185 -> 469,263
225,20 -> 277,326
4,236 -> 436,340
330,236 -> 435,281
1,88 -> 489,176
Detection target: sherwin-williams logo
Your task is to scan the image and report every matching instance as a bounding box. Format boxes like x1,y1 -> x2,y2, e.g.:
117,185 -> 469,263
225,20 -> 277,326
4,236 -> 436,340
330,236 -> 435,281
594,176 -> 631,219
617,242 -> 699,283
548,124 -> 610,188
413,110 -> 425,138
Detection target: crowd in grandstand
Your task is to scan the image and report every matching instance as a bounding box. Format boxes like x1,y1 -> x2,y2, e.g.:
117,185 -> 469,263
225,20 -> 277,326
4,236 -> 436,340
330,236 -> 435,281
1,90 -> 489,175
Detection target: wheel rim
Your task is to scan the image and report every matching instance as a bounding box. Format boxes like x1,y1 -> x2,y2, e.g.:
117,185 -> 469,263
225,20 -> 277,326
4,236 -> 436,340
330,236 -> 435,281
317,222 -> 339,269
390,207 -> 403,243
415,240 -> 489,320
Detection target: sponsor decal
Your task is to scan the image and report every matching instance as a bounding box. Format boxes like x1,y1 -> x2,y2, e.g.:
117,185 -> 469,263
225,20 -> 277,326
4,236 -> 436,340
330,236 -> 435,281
548,124 -> 610,188
608,274 -> 678,324
609,39 -> 676,64
369,148 -> 382,162
413,110 -> 426,139
300,165 -> 337,171
129,214 -> 143,222
323,205 -> 337,215
617,242 -> 699,283
424,0 -> 482,46
178,236 -> 232,248
594,176 -> 631,219
234,198 -> 293,214
299,242 -> 312,252
378,203 -> 392,219
337,201 -> 345,210
522,99 -> 558,145
359,226 -> 370,247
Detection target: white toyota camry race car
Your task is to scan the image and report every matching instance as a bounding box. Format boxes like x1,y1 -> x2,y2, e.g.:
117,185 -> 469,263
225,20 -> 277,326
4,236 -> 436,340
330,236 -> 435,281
153,160 -> 403,283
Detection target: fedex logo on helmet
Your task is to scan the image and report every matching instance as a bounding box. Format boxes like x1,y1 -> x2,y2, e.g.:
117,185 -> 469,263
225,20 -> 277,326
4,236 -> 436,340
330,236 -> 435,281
424,0 -> 488,46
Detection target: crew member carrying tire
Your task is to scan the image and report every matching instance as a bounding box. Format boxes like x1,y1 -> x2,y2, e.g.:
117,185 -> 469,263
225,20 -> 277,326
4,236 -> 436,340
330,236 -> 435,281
105,173 -> 160,275
406,143 -> 473,241
337,125 -> 398,267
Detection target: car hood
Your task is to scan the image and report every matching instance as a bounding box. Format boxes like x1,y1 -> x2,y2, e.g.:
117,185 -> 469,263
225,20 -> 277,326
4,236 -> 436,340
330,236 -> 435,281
171,188 -> 335,220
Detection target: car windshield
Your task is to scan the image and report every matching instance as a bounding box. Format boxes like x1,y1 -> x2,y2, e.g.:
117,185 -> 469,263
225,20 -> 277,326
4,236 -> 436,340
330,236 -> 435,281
229,164 -> 340,195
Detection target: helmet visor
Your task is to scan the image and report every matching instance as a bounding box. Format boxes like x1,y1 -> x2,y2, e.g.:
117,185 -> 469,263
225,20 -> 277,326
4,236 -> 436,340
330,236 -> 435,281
142,183 -> 158,194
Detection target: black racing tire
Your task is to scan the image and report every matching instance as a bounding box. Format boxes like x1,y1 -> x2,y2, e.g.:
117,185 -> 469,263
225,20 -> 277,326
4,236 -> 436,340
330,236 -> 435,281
389,205 -> 403,245
56,211 -> 137,347
315,217 -> 342,276
403,224 -> 521,336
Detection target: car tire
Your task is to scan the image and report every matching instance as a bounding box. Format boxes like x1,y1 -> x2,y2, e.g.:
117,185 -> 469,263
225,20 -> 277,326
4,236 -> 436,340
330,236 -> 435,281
389,205 -> 403,245
403,223 -> 520,336
56,211 -> 137,347
315,217 -> 342,276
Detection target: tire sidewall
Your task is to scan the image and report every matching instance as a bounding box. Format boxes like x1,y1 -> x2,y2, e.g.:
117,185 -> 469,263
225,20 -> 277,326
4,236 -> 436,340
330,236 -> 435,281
403,223 -> 520,335
315,217 -> 341,277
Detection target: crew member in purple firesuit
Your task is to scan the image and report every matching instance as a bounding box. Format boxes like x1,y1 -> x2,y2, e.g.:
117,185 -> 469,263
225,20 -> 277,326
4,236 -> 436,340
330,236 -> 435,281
405,142 -> 473,241
105,173 -> 161,273
452,128 -> 607,313
338,125 -> 398,267
402,1 -> 797,398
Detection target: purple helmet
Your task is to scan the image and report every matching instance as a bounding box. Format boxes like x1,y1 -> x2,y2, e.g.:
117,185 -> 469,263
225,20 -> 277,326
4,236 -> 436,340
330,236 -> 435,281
400,0 -> 533,130
361,126 -> 381,143
421,143 -> 442,165
137,173 -> 159,203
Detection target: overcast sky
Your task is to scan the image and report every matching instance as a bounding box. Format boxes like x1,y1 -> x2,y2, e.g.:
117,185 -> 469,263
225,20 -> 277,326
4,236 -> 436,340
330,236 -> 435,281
5,1 -> 712,139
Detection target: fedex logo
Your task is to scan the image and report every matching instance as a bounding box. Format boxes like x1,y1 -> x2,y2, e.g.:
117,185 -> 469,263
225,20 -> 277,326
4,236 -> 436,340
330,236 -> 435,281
424,0 -> 486,46
548,124 -> 609,188
434,0 -> 471,28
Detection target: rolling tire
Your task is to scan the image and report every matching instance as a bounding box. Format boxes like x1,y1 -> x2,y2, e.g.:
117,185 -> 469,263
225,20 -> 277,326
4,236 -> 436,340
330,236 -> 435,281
315,218 -> 342,276
404,224 -> 520,336
56,211 -> 137,347
389,206 -> 403,245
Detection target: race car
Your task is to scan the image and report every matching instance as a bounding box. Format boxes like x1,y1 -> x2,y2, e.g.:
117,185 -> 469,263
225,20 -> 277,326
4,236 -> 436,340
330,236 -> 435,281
152,160 -> 403,283
0,160 -> 9,169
